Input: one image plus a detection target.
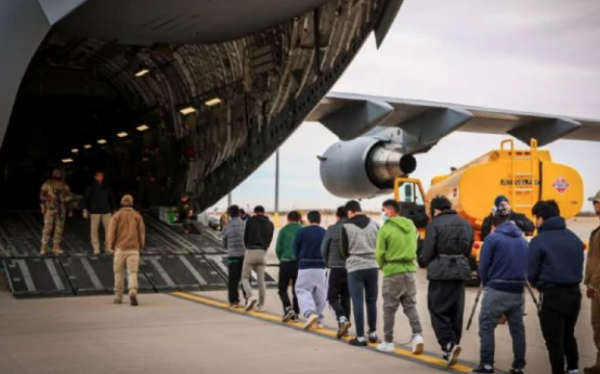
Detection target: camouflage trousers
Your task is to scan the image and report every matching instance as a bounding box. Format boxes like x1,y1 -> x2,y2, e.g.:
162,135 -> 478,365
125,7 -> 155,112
42,210 -> 65,249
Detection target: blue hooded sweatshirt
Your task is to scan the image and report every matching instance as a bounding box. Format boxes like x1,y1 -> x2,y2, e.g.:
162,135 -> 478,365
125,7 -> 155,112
479,222 -> 528,293
294,225 -> 327,270
528,216 -> 584,291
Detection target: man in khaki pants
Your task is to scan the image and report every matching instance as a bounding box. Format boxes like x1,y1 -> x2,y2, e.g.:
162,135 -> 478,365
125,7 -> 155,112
81,171 -> 117,255
585,190 -> 600,374
107,195 -> 145,306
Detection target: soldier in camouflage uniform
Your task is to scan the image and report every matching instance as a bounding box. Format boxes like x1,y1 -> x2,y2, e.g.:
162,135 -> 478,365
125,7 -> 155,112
40,169 -> 72,255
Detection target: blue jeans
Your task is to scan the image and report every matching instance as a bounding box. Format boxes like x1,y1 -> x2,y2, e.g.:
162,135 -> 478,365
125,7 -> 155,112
348,268 -> 379,337
479,287 -> 526,369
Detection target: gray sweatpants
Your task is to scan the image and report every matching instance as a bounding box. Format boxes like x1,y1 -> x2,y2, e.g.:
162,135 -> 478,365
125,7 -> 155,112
479,287 -> 526,369
241,250 -> 266,307
383,272 -> 422,343
295,268 -> 327,323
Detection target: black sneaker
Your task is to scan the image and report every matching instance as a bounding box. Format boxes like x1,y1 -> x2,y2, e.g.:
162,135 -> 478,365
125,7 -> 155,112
368,332 -> 379,344
282,308 -> 296,322
472,365 -> 494,373
349,338 -> 367,347
509,368 -> 524,374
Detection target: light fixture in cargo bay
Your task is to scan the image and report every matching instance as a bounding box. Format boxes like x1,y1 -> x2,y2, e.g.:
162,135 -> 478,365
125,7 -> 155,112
204,97 -> 222,107
134,67 -> 150,78
136,124 -> 150,132
61,158 -> 74,164
179,106 -> 197,115
97,139 -> 107,145
83,144 -> 92,149
117,132 -> 128,138
71,148 -> 79,154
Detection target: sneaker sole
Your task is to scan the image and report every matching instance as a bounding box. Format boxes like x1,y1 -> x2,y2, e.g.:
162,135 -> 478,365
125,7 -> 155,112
376,346 -> 394,353
304,316 -> 318,330
412,342 -> 424,355
245,299 -> 257,312
337,322 -> 351,339
282,311 -> 295,323
447,346 -> 461,367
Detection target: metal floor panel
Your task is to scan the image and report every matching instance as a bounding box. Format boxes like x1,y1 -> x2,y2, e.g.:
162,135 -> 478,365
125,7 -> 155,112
59,255 -> 155,295
142,255 -> 206,291
3,257 -> 73,297
0,210 -> 226,256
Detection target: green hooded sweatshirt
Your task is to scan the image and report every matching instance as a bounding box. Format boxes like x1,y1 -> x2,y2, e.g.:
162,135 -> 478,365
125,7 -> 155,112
276,223 -> 302,262
376,216 -> 418,277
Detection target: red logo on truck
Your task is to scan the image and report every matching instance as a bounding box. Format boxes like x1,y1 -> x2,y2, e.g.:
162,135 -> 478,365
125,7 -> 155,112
552,176 -> 570,194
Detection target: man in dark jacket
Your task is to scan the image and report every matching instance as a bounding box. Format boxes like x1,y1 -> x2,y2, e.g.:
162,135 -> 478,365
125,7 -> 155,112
341,200 -> 380,347
275,210 -> 302,322
420,195 -> 473,367
294,211 -> 327,330
528,200 -> 584,374
81,171 -> 117,255
242,205 -> 274,312
474,208 -> 528,374
481,195 -> 534,240
222,205 -> 246,308
321,206 -> 352,338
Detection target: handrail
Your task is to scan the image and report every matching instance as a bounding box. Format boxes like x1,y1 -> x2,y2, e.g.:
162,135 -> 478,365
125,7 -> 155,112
530,138 -> 538,208
500,139 -> 516,206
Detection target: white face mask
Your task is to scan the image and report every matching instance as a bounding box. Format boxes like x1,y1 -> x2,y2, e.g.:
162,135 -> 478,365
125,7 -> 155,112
381,212 -> 388,222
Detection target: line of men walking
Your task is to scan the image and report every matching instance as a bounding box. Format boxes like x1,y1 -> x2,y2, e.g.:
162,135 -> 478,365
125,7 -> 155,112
466,193 -> 600,374
222,191 -> 600,374
222,200 -> 429,355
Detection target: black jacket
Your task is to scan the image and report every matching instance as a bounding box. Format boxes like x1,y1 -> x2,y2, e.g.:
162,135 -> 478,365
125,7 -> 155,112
481,211 -> 534,240
528,216 -> 584,291
80,182 -> 117,214
244,215 -> 275,250
420,210 -> 474,281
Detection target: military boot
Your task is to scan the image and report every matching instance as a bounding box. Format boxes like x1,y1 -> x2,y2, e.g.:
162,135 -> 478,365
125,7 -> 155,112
52,245 -> 63,255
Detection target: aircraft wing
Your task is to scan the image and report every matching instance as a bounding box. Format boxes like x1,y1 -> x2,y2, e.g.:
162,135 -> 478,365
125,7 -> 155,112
306,92 -> 600,147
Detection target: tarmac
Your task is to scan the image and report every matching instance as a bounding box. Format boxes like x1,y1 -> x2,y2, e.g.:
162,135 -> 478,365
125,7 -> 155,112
0,217 -> 597,374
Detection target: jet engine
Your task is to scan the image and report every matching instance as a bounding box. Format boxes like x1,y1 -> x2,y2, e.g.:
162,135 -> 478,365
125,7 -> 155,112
319,137 -> 417,199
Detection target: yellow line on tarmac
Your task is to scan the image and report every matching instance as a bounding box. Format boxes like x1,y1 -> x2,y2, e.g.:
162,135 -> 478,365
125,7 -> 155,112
172,291 -> 473,373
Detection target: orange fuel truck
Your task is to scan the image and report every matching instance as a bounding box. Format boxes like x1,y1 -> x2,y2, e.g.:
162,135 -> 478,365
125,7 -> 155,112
394,138 -> 584,285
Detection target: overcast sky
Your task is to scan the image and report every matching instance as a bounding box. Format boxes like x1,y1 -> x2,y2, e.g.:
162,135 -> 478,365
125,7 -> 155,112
217,0 -> 600,212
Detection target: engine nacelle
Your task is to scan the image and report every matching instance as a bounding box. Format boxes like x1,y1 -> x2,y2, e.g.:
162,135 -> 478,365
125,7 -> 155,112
319,137 -> 417,199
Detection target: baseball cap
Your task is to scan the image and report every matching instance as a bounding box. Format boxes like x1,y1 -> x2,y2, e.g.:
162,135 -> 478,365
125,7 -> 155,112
589,190 -> 600,203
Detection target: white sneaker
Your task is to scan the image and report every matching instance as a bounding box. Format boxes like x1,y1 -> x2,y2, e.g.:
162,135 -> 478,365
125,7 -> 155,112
245,298 -> 257,312
446,343 -> 461,367
376,342 -> 395,353
411,334 -> 424,355
304,313 -> 318,330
